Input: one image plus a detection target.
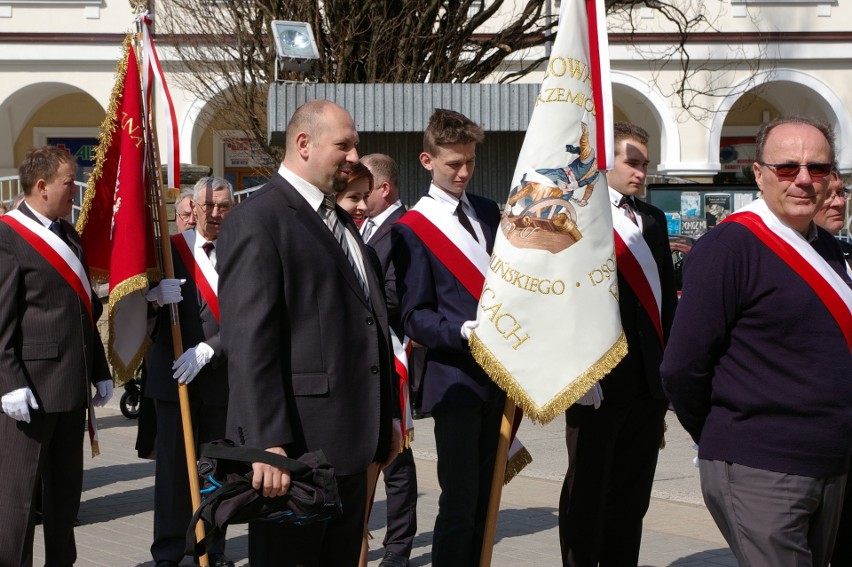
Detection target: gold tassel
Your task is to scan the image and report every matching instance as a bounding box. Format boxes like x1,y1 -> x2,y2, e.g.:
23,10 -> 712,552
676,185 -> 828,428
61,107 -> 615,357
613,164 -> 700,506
470,330 -> 628,425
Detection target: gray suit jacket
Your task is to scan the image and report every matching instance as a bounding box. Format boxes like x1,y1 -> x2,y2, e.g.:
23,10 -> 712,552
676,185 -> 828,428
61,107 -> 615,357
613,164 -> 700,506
217,174 -> 396,476
0,202 -> 110,413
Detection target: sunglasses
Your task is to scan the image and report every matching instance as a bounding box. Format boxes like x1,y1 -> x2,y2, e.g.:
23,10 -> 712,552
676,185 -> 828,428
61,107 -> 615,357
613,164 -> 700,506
759,162 -> 834,180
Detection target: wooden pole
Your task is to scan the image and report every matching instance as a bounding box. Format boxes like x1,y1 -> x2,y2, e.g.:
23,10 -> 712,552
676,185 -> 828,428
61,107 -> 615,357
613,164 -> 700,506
479,396 -> 516,567
134,27 -> 209,566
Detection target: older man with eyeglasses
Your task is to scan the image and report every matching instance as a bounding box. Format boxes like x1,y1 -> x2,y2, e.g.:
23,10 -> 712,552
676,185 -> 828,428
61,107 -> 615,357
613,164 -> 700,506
662,116 -> 852,566
175,190 -> 197,233
144,176 -> 237,567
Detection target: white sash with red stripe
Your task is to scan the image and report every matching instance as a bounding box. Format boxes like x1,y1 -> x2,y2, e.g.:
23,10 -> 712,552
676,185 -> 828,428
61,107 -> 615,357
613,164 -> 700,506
390,330 -> 414,443
399,196 -> 489,300
1,209 -> 93,321
723,199 -> 852,350
171,231 -> 220,323
611,203 -> 664,346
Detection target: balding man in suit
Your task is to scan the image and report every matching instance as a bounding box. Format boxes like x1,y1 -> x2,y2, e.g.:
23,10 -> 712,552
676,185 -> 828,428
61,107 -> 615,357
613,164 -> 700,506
218,99 -> 400,567
0,146 -> 113,566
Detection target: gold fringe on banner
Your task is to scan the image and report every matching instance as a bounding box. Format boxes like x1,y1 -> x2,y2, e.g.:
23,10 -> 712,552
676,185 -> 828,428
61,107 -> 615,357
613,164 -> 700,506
75,33 -> 132,234
107,274 -> 152,386
504,445 -> 533,485
469,330 -> 628,425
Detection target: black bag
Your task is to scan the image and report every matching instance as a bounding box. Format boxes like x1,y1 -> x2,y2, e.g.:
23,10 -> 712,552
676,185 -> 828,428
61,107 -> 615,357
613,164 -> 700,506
185,439 -> 342,557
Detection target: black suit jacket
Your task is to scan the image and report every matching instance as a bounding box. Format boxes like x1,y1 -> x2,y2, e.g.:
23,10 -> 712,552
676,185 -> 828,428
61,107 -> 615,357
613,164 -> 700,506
0,203 -> 110,413
144,234 -> 228,406
392,192 -> 502,413
217,174 -> 396,476
366,205 -> 407,336
602,198 -> 677,405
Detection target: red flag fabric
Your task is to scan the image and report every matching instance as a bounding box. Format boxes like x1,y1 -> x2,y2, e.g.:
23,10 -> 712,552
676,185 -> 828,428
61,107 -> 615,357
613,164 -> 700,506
76,34 -> 157,384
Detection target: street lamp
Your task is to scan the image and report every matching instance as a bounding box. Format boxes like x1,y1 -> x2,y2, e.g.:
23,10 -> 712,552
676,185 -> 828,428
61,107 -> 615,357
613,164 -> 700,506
271,20 -> 320,78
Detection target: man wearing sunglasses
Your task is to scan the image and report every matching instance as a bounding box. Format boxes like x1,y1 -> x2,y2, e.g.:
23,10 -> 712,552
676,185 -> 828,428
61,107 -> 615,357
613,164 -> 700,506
662,116 -> 852,566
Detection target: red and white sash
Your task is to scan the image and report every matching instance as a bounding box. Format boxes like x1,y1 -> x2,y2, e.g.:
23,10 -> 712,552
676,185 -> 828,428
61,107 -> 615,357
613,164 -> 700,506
611,204 -> 663,346
722,199 -> 852,350
171,231 -> 220,323
1,209 -> 93,321
396,196 -> 490,301
390,330 -> 414,444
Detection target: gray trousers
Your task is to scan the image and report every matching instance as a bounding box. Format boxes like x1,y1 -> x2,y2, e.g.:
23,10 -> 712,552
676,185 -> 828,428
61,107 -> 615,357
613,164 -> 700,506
699,459 -> 846,567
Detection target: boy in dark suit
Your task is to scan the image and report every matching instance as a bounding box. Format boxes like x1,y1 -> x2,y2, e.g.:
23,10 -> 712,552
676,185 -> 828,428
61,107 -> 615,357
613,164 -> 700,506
558,122 -> 678,566
392,109 -> 502,566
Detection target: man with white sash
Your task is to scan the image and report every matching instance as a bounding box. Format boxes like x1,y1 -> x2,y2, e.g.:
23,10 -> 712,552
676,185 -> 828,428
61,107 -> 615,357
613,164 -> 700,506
144,177 -> 235,567
559,123 -> 678,566
0,146 -> 113,565
392,109 -> 502,566
662,116 -> 852,566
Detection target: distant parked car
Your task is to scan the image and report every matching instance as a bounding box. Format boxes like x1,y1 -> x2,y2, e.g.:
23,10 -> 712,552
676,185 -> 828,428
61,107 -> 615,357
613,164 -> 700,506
668,235 -> 696,295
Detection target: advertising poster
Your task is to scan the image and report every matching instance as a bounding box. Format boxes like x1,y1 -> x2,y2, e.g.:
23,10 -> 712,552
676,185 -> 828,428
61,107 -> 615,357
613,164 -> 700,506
704,193 -> 732,228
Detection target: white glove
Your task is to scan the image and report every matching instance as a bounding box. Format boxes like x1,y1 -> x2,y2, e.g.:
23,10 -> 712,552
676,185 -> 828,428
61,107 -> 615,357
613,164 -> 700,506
461,320 -> 479,340
145,278 -> 185,306
692,443 -> 699,468
93,380 -> 114,407
1,387 -> 39,423
172,342 -> 214,384
576,383 -> 603,409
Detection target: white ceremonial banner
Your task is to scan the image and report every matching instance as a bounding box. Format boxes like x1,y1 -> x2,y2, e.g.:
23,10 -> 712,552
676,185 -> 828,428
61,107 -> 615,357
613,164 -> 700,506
470,0 -> 626,424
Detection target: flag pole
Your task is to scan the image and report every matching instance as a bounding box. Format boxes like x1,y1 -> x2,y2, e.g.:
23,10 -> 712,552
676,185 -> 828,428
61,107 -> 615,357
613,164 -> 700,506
133,24 -> 210,567
479,397 -> 517,566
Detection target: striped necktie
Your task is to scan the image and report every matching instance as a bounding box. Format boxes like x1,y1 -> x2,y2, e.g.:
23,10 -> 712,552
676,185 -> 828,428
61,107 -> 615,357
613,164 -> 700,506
321,195 -> 371,301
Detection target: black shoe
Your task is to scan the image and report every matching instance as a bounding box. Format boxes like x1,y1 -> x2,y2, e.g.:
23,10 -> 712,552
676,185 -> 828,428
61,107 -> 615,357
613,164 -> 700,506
210,554 -> 235,567
155,562 -> 179,567
379,550 -> 409,567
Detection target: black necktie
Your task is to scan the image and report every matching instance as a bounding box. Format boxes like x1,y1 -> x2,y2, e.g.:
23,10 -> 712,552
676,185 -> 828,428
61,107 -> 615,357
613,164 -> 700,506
49,220 -> 66,242
618,196 -> 638,226
202,241 -> 216,269
456,202 -> 479,243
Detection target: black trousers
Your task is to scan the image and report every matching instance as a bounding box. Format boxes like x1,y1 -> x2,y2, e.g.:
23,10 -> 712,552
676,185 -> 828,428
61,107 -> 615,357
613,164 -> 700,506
381,445 -> 417,556
431,394 -> 503,566
248,471 -> 367,567
558,398 -> 668,567
151,399 -> 227,563
0,409 -> 85,567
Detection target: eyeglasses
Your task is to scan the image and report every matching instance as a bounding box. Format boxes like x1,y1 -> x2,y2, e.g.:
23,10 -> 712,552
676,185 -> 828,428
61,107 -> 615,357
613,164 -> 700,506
176,211 -> 194,219
194,201 -> 232,213
759,162 -> 834,180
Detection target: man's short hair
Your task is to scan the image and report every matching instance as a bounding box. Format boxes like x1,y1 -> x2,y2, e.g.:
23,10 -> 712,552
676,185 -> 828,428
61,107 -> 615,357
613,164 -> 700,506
613,122 -> 649,150
361,153 -> 399,189
285,99 -> 336,151
755,115 -> 835,164
192,176 -> 235,203
423,109 -> 485,155
19,146 -> 76,195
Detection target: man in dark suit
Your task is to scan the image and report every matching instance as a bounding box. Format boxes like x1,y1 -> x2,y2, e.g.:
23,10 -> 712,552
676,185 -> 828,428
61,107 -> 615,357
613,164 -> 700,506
392,109 -> 502,566
144,176 -> 235,567
361,153 -> 417,567
217,99 -> 400,567
558,122 -> 678,566
0,146 -> 113,566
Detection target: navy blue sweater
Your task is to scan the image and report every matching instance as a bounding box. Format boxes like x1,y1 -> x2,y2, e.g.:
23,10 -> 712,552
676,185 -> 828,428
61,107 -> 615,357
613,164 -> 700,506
661,222 -> 852,478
